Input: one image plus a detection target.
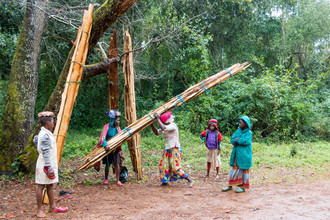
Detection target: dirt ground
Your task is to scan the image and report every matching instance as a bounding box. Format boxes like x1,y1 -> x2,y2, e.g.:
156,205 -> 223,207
1,173 -> 330,220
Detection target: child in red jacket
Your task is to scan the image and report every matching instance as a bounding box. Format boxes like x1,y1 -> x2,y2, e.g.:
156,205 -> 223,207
200,119 -> 222,178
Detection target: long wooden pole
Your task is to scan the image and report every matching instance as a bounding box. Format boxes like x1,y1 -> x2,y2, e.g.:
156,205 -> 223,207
123,30 -> 143,180
54,5 -> 93,165
78,62 -> 250,170
108,29 -> 119,110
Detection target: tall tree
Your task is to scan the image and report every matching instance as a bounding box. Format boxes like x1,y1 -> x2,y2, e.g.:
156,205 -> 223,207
20,0 -> 138,173
0,0 -> 48,173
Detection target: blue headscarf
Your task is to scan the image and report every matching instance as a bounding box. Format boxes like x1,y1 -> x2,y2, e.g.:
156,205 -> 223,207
106,110 -> 121,139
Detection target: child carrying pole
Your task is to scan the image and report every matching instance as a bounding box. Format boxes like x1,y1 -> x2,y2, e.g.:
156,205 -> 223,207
200,119 -> 222,178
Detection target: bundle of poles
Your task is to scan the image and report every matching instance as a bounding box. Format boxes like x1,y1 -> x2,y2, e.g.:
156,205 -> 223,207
78,62 -> 250,171
54,5 -> 93,165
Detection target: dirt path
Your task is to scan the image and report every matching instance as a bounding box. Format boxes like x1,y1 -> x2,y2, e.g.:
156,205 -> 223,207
1,178 -> 329,219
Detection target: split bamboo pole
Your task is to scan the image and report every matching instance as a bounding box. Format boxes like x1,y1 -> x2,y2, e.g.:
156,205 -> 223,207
123,31 -> 143,180
54,4 -> 93,165
78,62 -> 250,170
108,29 -> 119,110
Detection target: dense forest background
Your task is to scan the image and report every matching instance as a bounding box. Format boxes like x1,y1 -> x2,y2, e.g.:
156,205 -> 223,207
0,0 -> 329,142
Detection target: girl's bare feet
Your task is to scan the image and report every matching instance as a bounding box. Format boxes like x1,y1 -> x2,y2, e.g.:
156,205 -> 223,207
36,210 -> 46,218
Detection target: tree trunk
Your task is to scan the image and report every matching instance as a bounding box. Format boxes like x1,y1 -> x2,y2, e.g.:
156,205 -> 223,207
21,0 -> 138,173
0,0 -> 48,174
108,29 -> 119,110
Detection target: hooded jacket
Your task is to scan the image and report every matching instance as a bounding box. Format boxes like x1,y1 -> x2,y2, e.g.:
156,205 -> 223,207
229,116 -> 252,169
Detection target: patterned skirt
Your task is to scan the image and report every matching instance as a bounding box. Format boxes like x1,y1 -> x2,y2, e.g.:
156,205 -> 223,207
159,147 -> 188,183
228,161 -> 250,189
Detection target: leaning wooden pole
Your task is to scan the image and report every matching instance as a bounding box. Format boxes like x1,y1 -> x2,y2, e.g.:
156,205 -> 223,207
108,29 -> 119,110
78,62 -> 250,170
123,31 -> 143,180
53,5 -> 93,165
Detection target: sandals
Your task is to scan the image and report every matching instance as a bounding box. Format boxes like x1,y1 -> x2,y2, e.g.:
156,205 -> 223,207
51,207 -> 68,213
43,167 -> 56,180
222,186 -> 233,192
235,187 -> 245,193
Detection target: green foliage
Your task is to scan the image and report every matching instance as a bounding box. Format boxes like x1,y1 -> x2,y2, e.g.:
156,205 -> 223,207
1,0 -> 329,142
173,59 -> 329,140
63,130 -> 329,178
0,0 -> 24,80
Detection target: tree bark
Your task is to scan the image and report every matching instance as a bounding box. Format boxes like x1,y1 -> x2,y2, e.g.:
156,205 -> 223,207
0,0 -> 48,173
108,29 -> 119,110
21,0 -> 138,173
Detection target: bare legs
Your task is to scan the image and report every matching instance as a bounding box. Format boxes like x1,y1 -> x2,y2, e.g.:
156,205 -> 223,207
46,184 -> 57,211
36,185 -> 45,218
36,184 -> 57,217
104,162 -> 122,186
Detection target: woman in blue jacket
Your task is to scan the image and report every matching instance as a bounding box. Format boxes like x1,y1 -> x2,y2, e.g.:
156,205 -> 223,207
222,116 -> 252,193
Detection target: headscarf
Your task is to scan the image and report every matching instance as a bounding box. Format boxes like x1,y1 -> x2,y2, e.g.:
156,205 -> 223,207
160,111 -> 174,124
106,110 -> 121,138
106,110 -> 121,119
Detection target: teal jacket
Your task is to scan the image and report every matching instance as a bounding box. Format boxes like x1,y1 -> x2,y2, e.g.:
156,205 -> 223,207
229,116 -> 252,170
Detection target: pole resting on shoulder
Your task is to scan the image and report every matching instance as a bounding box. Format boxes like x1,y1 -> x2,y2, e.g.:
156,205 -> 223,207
225,68 -> 232,77
201,82 -> 210,94
174,95 -> 185,111
123,127 -> 132,137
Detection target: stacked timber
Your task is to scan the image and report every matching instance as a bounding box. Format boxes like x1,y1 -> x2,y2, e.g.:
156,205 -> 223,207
78,62 -> 250,170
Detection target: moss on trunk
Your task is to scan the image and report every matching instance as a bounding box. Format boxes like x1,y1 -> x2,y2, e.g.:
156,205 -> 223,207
0,0 -> 48,173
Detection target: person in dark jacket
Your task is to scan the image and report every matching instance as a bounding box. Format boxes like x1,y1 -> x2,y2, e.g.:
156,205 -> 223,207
222,116 -> 252,193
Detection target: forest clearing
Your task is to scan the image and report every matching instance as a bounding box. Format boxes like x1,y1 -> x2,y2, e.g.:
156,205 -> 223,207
0,0 -> 329,219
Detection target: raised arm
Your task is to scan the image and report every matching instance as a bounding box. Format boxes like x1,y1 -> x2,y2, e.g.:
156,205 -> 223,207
150,123 -> 160,135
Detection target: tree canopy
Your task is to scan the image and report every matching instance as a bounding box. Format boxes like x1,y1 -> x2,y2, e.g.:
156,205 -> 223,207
0,0 -> 329,143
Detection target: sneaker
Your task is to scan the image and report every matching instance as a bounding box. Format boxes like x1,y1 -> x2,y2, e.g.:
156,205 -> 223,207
235,187 -> 245,193
222,186 -> 232,192
103,179 -> 109,185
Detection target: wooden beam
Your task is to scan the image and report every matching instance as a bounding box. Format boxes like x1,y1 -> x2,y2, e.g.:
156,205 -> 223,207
54,5 -> 93,166
108,29 -> 119,110
123,30 -> 143,180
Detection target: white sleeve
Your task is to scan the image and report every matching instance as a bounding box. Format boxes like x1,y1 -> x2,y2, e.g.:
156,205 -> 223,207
164,124 -> 176,131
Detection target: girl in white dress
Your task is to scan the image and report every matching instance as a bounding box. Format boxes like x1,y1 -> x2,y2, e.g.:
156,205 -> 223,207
35,111 -> 68,218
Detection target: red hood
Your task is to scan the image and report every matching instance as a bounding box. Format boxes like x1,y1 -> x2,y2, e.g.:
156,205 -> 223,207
208,119 -> 219,130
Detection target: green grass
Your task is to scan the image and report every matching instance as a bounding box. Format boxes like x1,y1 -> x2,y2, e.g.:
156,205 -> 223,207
62,129 -> 329,185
